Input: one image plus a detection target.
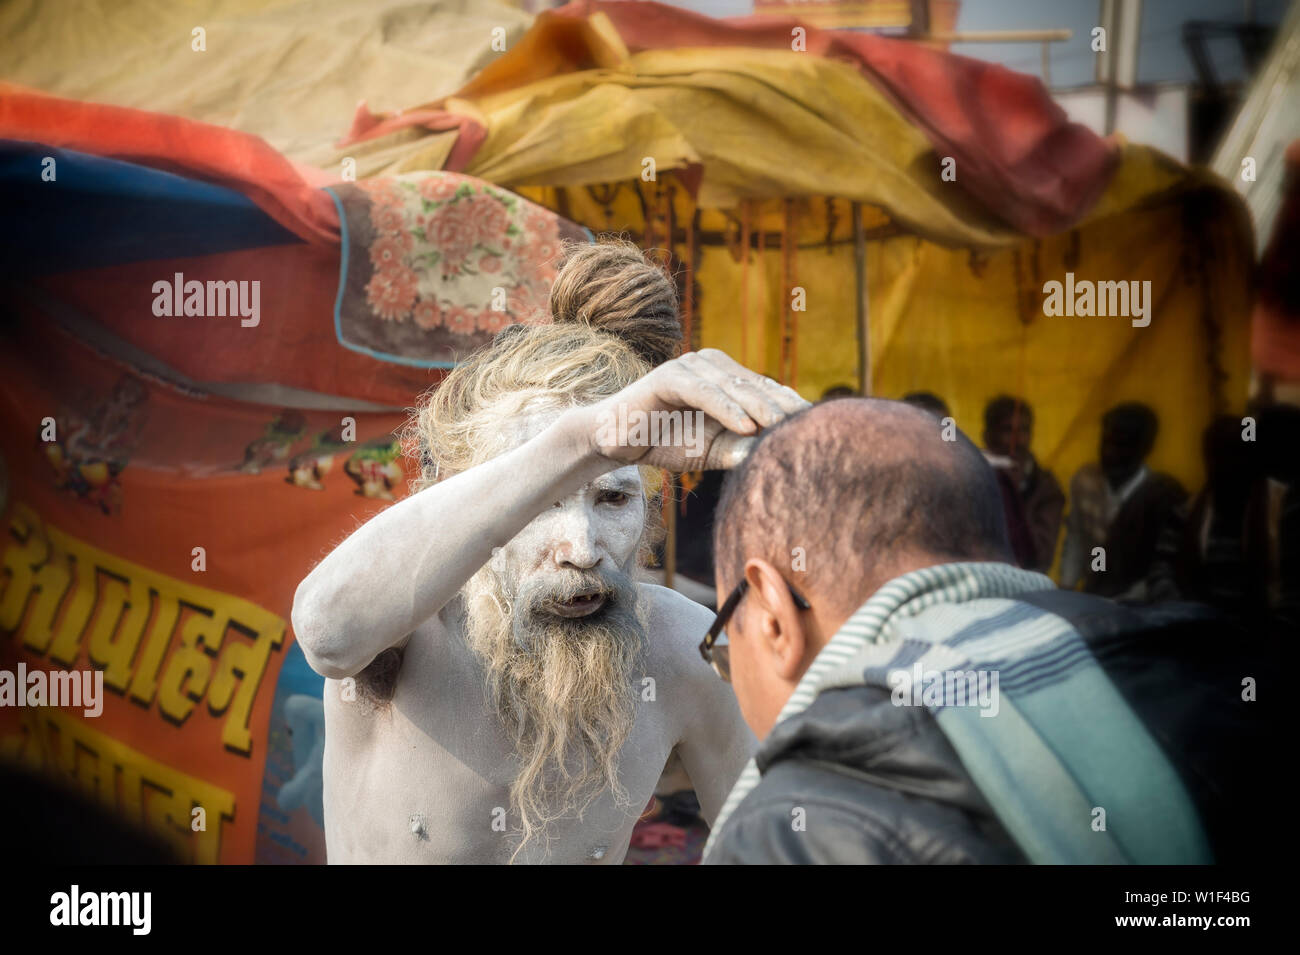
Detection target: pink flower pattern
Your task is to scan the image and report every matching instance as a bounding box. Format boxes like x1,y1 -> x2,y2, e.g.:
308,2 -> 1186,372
443,305 -> 477,336
365,265 -> 418,322
370,234 -> 412,270
361,172 -> 566,337
412,299 -> 442,329
372,205 -> 405,235
475,309 -> 510,335
418,175 -> 461,202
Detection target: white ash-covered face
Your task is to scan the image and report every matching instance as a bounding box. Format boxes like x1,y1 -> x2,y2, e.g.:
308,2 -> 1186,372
489,409 -> 646,625
463,406 -> 650,854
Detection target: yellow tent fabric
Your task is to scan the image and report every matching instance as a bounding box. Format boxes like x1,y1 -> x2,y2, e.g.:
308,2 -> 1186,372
855,187 -> 1251,558
516,157 -> 1250,499
442,34 -> 1045,248
417,13 -> 1253,515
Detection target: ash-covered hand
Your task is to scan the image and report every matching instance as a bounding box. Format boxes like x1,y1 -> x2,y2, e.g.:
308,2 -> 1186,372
584,348 -> 810,471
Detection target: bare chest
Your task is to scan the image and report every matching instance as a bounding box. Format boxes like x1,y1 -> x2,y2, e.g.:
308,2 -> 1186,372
321,623 -> 677,864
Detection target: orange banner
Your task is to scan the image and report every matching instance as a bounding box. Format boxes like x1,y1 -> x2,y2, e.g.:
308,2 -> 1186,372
0,311 -> 409,863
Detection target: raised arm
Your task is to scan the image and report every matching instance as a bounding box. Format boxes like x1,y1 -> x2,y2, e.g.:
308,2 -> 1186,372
291,349 -> 807,680
291,417 -> 609,678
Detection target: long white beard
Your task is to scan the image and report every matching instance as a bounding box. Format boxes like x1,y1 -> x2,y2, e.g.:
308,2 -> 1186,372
461,560 -> 647,859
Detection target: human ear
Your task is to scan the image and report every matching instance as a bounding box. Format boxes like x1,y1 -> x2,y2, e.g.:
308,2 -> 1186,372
743,558 -> 808,682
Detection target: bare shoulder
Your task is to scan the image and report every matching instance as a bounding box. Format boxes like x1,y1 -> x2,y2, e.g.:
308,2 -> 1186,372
634,583 -> 754,777
636,582 -> 716,680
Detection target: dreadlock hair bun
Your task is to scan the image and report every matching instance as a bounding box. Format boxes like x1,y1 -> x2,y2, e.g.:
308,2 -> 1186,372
548,237 -> 681,367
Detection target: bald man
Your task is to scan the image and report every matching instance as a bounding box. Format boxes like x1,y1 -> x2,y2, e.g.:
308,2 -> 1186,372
700,398 -> 1268,865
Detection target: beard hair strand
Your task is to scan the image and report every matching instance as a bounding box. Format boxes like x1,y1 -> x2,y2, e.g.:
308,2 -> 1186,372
461,561 -> 647,862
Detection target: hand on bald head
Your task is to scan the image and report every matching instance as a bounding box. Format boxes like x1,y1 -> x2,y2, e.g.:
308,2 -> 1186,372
714,397 -> 1012,629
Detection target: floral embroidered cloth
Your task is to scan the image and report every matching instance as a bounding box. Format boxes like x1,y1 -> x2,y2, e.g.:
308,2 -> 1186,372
328,172 -> 590,367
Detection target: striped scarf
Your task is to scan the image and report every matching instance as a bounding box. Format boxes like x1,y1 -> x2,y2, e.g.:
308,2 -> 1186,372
703,561 -> 1210,864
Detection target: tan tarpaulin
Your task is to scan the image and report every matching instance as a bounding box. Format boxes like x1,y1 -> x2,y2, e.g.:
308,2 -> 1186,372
0,0 -> 531,169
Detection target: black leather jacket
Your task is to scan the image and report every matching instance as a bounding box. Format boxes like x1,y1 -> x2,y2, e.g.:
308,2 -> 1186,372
706,682 -> 1027,864
705,592 -> 1274,865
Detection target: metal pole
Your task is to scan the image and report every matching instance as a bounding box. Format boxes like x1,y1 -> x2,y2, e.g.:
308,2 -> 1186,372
852,201 -> 871,396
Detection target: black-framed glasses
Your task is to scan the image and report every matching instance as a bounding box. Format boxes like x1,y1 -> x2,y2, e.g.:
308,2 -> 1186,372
698,578 -> 811,682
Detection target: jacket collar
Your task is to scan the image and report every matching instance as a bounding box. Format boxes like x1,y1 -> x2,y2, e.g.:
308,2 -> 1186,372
704,561 -> 1053,855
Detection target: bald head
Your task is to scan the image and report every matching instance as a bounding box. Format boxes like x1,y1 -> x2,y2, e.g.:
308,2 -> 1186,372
714,398 -> 1012,618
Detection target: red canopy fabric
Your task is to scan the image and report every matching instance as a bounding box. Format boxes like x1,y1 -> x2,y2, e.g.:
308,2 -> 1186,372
0,84 -> 341,246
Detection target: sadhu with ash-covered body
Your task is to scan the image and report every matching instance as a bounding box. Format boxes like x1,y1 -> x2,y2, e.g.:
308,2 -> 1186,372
292,240 -> 807,863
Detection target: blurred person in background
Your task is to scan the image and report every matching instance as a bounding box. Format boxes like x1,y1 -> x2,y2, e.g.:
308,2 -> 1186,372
982,395 -> 1064,574
1060,402 -> 1186,601
901,391 -> 950,419
1176,415 -> 1269,621
820,384 -> 858,402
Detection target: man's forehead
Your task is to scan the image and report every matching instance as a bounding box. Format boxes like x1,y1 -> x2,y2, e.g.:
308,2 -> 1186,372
496,412 -> 642,489
554,466 -> 644,499
499,409 -> 643,484
502,407 -> 563,448
592,466 -> 643,492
